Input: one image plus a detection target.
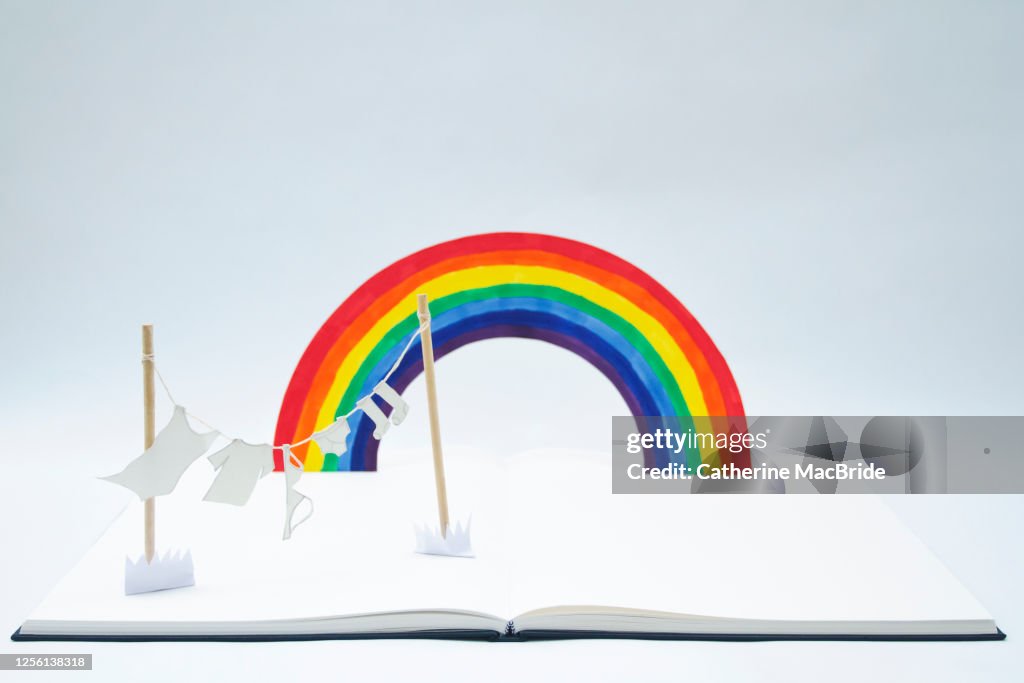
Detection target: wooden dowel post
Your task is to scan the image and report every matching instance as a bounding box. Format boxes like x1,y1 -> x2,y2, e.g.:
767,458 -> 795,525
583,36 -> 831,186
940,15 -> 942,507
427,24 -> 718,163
142,324 -> 156,563
417,295 -> 450,537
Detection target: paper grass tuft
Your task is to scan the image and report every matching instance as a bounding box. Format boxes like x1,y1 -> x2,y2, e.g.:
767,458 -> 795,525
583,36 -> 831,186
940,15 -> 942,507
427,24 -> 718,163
124,549 -> 195,595
414,519 -> 474,558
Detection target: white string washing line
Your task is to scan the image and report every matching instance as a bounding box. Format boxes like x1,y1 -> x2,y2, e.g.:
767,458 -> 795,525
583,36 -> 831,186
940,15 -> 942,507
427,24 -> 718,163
140,321 -> 430,466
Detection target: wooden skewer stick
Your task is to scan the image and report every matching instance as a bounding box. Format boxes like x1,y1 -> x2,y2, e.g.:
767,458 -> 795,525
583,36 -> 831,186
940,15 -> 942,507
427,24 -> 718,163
142,324 -> 156,563
417,294 -> 450,537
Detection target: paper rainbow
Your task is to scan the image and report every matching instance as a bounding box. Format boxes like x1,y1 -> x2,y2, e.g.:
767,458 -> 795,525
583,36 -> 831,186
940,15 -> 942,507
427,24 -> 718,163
275,233 -> 746,472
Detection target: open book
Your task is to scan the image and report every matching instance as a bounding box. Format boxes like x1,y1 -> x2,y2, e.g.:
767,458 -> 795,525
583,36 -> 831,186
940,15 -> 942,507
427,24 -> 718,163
14,448 -> 1003,641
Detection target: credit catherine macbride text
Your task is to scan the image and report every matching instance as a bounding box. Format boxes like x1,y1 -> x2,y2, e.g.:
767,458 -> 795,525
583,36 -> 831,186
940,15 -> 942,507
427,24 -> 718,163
624,428 -> 887,481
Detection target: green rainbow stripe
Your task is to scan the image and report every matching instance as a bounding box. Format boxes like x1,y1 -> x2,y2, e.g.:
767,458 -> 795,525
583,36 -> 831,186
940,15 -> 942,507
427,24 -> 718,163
334,284 -> 702,470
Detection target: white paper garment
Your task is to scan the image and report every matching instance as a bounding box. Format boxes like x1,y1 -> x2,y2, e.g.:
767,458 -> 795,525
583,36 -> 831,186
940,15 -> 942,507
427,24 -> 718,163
356,396 -> 391,440
373,381 -> 409,425
100,406 -> 218,500
281,445 -> 313,540
202,440 -> 275,506
356,381 -> 409,440
312,418 -> 350,457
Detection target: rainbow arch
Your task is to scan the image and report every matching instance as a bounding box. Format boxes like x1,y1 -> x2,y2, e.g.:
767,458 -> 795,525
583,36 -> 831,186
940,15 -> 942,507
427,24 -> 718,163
275,233 -> 746,472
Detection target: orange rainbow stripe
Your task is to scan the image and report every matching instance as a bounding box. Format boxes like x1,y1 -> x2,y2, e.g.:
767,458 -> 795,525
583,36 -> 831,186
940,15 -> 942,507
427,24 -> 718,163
275,233 -> 745,471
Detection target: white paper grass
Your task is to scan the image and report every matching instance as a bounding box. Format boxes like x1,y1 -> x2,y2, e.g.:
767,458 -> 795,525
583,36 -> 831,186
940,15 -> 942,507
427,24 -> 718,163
414,519 -> 474,558
124,550 -> 195,595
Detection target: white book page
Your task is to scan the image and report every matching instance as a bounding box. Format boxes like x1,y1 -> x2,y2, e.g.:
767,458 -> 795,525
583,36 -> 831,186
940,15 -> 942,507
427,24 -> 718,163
24,446 -> 994,634
502,449 -> 993,626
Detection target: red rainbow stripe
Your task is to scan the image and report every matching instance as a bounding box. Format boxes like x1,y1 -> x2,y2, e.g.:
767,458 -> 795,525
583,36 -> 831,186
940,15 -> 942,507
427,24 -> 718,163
275,233 -> 745,471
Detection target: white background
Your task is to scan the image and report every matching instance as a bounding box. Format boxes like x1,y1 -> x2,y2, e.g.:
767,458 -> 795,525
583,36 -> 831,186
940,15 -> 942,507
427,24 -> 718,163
1,1 -> 1022,680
